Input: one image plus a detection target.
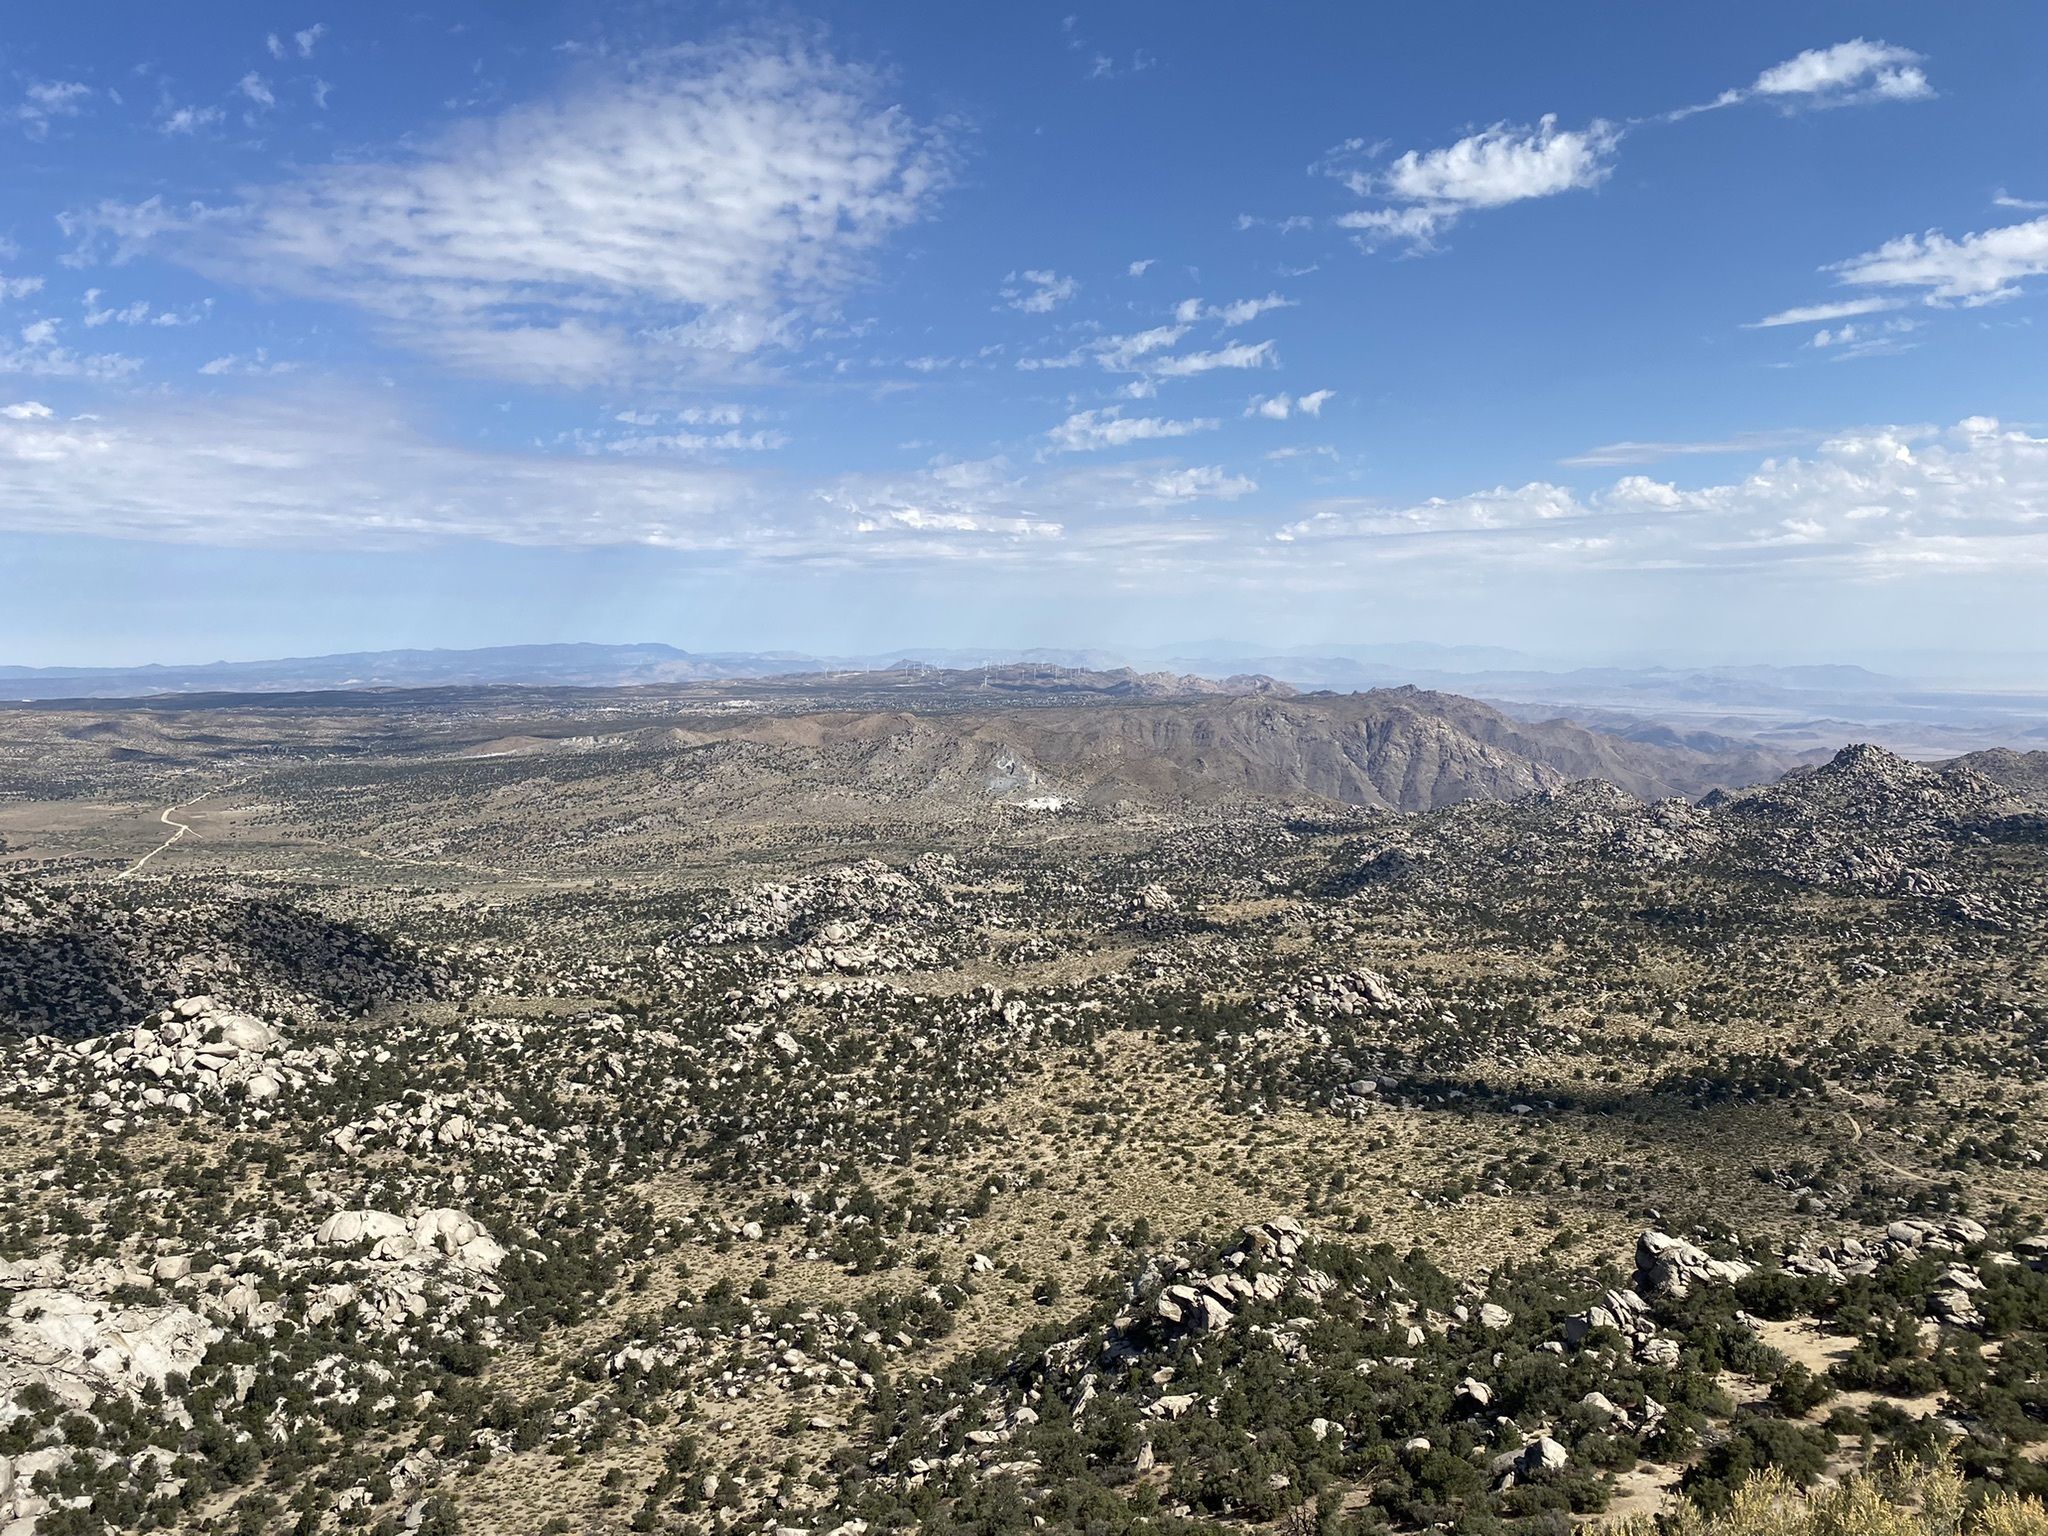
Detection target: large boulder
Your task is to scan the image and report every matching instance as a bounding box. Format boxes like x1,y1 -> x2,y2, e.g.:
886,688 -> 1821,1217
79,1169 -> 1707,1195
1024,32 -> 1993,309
3,1289 -> 219,1394
1635,1230 -> 1752,1297
315,1211 -> 412,1248
209,1014 -> 278,1055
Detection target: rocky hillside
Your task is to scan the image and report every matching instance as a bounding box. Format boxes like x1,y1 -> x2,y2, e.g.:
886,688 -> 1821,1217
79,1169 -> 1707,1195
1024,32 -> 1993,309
1949,747 -> 2048,803
657,684 -> 1816,812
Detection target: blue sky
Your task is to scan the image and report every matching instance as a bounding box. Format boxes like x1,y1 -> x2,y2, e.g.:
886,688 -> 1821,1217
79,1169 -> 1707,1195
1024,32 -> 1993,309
2,3 -> 2045,669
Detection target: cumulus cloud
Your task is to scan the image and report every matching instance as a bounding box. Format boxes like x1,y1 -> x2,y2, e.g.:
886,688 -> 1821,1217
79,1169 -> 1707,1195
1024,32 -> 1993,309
1126,258 -> 1154,277
1335,115 -> 1619,251
1002,269 -> 1079,313
238,73 -> 276,109
1750,38 -> 1931,105
1829,214 -> 2048,305
1283,419 -> 2048,575
1045,407 -> 1217,452
77,39 -> 951,385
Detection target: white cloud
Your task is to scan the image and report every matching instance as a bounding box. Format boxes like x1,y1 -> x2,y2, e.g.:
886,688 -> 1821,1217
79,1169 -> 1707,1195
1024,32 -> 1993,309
1213,293 -> 1292,326
1126,258 -> 1154,277
1282,418 -> 2048,575
1746,297 -> 1902,328
0,319 -> 141,380
1002,269 -> 1079,313
81,290 -> 206,330
1336,115 -> 1619,251
57,195 -> 187,267
5,393 -> 2046,583
239,73 -> 276,109
1023,328 -> 1277,384
598,427 -> 786,457
1045,407 -> 1217,452
1245,389 -> 1332,421
1808,318 -> 1918,356
1751,39 -> 1930,105
1176,293 -> 1294,327
198,349 -> 298,376
267,33 -> 286,59
1995,190 -> 2048,213
158,104 -> 224,135
0,275 -> 45,302
1145,339 -> 1277,378
1235,212 -> 1316,234
295,23 -> 328,58
1560,430 -> 1816,467
1,401 -> 54,419
0,390 -> 763,548
1829,214 -> 2048,305
677,402 -> 753,426
83,40 -> 951,385
16,80 -> 93,138
0,389 -> 1268,559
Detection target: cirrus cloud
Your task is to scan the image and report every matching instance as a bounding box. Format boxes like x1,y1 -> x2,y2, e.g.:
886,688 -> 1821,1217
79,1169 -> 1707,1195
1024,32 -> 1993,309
68,38 -> 952,387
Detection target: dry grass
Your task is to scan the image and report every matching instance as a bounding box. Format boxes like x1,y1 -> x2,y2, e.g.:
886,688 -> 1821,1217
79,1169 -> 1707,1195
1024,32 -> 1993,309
1626,1463 -> 2048,1536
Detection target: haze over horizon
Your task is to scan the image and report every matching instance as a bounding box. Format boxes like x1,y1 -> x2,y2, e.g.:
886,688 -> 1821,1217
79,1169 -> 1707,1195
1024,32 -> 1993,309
4,4 -> 2046,667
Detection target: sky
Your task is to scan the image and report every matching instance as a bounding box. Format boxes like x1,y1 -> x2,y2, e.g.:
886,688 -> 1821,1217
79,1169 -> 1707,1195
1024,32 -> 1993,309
2,2 -> 2045,671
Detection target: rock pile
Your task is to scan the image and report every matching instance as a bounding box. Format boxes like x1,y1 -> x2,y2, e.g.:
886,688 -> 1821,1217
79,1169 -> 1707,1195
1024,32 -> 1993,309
4,995 -> 321,1122
1634,1230 -> 1755,1297
1115,1217 -> 1332,1359
687,859 -> 960,975
312,1207 -> 508,1275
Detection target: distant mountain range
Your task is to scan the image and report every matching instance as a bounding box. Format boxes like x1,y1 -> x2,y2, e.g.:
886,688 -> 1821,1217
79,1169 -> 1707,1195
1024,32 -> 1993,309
5,640 -> 2045,757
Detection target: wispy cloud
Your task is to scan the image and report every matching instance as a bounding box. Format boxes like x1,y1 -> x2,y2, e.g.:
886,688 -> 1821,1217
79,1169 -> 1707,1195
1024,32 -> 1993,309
6,394 -> 2047,584
1245,390 -> 1332,421
1333,115 -> 1620,251
1560,430 -> 1817,467
1002,269 -> 1079,314
1745,298 -> 1903,329
16,80 -> 95,139
1174,293 -> 1292,327
0,318 -> 142,380
1045,407 -> 1217,452
76,39 -> 952,386
157,104 -> 224,135
198,348 -> 298,376
1146,338 -> 1277,378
